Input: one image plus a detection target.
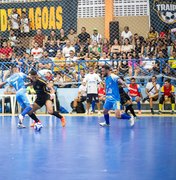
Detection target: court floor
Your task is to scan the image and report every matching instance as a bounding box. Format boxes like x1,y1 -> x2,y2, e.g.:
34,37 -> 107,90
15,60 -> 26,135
0,115 -> 176,180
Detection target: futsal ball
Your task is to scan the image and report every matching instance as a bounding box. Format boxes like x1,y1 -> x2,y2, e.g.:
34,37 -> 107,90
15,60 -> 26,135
160,11 -> 176,23
34,123 -> 43,131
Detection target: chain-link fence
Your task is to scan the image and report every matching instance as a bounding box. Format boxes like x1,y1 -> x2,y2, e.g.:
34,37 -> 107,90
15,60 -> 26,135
0,0 -> 176,86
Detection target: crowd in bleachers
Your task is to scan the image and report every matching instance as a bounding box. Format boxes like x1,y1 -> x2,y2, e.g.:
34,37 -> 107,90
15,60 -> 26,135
0,8 -> 176,87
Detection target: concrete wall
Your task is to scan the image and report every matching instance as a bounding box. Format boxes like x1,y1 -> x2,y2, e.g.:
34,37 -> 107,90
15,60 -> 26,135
77,16 -> 150,39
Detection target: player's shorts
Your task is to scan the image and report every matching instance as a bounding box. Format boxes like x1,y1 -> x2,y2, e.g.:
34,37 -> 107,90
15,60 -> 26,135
131,96 -> 141,101
16,89 -> 30,109
80,96 -> 87,102
103,99 -> 121,110
120,91 -> 131,105
34,94 -> 51,107
86,94 -> 99,103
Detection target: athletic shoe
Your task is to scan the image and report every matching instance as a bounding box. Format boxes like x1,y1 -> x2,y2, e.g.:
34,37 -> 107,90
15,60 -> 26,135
151,109 -> 155,115
61,117 -> 66,127
129,116 -> 135,127
34,122 -> 43,131
18,114 -> 24,124
30,120 -> 41,127
17,123 -> 26,129
99,122 -> 110,127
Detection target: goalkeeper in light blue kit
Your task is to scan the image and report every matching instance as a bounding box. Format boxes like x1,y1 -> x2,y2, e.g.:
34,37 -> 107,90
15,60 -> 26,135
0,65 -> 42,129
99,65 -> 135,127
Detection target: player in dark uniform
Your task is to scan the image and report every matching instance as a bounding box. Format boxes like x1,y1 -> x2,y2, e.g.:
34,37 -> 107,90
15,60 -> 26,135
28,70 -> 66,127
119,83 -> 137,120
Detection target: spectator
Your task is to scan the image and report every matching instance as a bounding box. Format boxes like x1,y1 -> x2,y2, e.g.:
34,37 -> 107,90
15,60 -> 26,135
0,41 -> 13,61
142,53 -> 155,73
98,52 -> 110,68
53,72 -> 64,87
38,51 -> 53,71
147,26 -> 158,42
102,38 -> 110,55
20,11 -> 30,35
119,52 -> 129,76
58,28 -> 68,46
8,8 -> 20,37
62,40 -> 75,58
31,42 -> 43,61
121,26 -> 133,44
143,76 -> 160,114
121,38 -> 134,53
45,71 -> 53,81
98,82 -> 106,102
45,40 -> 59,59
168,50 -> 176,76
33,29 -> 46,48
91,28 -> 102,44
88,40 -> 101,58
47,30 -> 59,42
159,79 -> 175,114
127,77 -> 142,115
78,27 -> 90,45
8,29 -> 19,48
66,50 -> 77,68
85,52 -> 97,68
135,38 -> 144,55
111,53 -> 119,69
171,40 -> 176,55
53,51 -> 65,72
67,28 -> 77,42
110,38 -> 121,56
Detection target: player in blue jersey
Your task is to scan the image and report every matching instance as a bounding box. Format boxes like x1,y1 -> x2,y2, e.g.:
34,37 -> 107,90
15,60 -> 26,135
0,65 -> 42,130
99,65 -> 135,127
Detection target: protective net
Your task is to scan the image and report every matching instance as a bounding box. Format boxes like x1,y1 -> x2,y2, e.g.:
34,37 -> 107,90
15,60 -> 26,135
0,0 -> 176,87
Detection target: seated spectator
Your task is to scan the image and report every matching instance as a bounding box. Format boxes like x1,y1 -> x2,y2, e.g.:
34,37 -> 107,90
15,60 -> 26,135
45,71 -> 53,81
88,40 -> 101,58
128,53 -> 140,76
98,52 -> 110,68
66,50 -> 78,69
147,26 -> 158,42
71,81 -> 87,113
102,38 -> 110,55
71,37 -> 80,55
53,72 -> 64,87
168,50 -> 176,76
145,39 -> 156,56
143,75 -> 160,114
111,53 -> 119,69
8,29 -> 19,48
159,79 -> 175,114
85,53 -> 98,68
53,51 -> 65,72
121,26 -> 133,44
119,52 -> 129,75
127,78 -> 142,115
67,28 -> 77,42
170,40 -> 176,55
142,53 -> 155,73
38,51 -> 53,70
58,28 -> 68,46
45,40 -> 59,59
110,38 -> 121,56
62,39 -> 75,58
31,42 -> 43,61
91,28 -> 102,44
171,28 -> 176,43
135,38 -> 144,55
33,28 -> 46,48
121,38 -> 134,53
47,30 -> 59,43
0,41 -> 13,61
78,27 -> 90,45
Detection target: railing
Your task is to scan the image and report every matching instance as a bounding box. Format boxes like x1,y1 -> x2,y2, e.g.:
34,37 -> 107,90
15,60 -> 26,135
0,58 -> 176,86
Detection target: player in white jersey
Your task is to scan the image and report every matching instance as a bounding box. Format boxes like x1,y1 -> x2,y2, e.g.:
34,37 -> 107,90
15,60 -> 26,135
83,66 -> 102,115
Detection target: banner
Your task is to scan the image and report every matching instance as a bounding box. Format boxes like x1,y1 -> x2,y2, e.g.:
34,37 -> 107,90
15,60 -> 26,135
0,0 -> 78,35
150,0 -> 176,32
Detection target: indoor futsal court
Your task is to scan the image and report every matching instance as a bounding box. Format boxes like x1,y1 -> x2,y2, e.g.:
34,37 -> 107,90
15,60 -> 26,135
0,114 -> 176,180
